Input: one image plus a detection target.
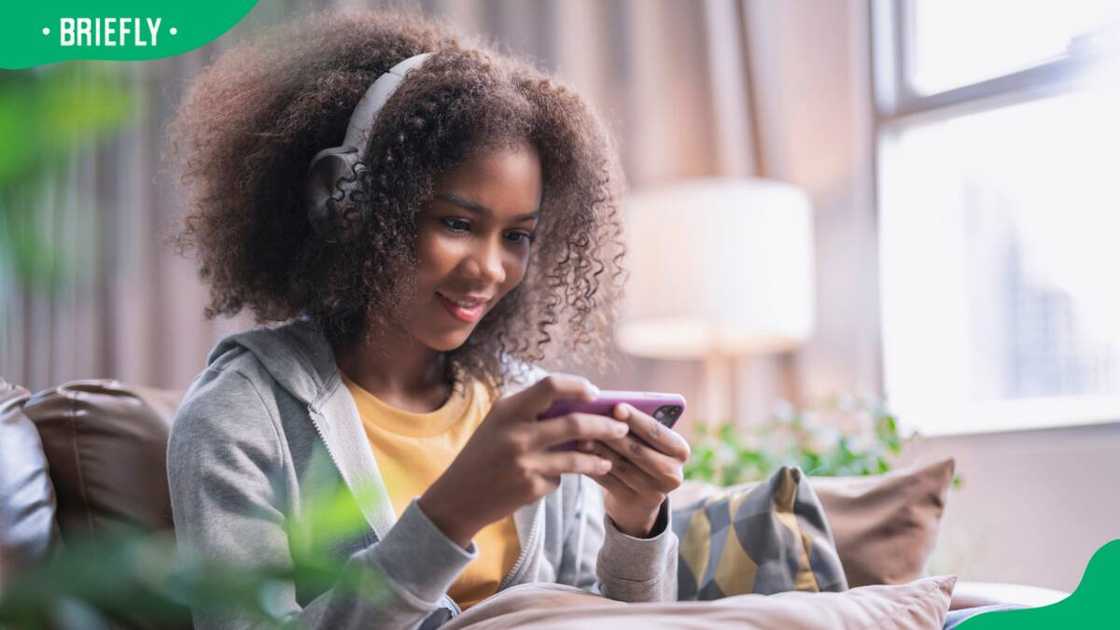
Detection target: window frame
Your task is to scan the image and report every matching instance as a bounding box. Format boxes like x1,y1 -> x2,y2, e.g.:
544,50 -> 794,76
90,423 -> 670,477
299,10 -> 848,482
870,0 -> 1120,436
872,0 -> 1111,123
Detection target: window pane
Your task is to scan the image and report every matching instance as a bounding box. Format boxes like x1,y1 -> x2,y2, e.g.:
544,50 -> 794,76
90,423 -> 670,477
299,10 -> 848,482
879,85 -> 1120,433
908,0 -> 1120,94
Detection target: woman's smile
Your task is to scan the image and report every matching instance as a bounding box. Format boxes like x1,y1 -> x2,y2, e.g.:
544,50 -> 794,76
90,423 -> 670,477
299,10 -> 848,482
436,290 -> 491,323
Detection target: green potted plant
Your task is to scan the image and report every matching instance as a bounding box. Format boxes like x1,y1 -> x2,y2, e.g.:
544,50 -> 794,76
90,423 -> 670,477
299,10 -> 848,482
684,395 -> 959,486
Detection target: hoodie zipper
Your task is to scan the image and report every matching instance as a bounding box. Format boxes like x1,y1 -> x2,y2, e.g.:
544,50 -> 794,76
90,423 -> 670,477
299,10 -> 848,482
305,404 -> 364,525
308,402 -> 464,620
497,500 -> 543,590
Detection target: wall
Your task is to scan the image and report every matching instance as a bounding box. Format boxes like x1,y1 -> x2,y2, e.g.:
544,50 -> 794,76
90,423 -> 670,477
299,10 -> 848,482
903,422 -> 1120,592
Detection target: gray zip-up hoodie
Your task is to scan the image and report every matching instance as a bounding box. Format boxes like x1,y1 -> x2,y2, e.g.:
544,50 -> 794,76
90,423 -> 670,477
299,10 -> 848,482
167,318 -> 678,629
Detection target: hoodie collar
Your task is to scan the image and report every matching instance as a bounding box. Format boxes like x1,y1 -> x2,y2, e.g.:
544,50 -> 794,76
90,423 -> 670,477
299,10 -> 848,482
207,317 -> 335,407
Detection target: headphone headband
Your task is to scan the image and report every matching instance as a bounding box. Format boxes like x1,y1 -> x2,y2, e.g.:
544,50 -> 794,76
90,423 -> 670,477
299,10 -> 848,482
305,52 -> 434,239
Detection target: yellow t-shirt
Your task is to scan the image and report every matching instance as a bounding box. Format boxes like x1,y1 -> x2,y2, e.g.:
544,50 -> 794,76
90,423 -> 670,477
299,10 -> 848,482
342,373 -> 520,610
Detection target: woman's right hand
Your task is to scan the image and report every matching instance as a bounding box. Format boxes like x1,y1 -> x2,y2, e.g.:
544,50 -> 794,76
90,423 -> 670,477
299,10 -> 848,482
417,373 -> 630,548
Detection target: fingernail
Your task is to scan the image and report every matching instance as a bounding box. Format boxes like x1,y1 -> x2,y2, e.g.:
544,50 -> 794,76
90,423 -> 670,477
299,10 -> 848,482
598,460 -> 612,473
613,422 -> 629,435
615,403 -> 630,419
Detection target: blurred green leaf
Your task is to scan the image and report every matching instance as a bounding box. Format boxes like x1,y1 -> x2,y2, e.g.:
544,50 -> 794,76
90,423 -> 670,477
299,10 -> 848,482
0,63 -> 133,182
0,468 -> 388,629
0,62 -> 133,291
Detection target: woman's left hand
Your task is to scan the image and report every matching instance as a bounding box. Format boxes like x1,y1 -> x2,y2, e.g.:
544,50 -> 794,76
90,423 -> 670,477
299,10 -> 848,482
584,403 -> 691,537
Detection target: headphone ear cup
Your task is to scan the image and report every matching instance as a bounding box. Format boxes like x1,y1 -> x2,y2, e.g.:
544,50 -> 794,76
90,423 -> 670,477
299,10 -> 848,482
305,147 -> 361,237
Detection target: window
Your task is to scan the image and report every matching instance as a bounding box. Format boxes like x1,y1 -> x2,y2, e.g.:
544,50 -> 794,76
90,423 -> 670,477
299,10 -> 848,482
873,1 -> 1120,435
908,0 -> 1120,94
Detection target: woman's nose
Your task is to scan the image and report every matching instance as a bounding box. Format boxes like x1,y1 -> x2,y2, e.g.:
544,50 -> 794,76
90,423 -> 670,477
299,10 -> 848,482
464,236 -> 507,285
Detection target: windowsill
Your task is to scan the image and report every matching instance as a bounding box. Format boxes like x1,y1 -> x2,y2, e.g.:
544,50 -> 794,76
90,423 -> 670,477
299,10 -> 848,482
899,395 -> 1120,437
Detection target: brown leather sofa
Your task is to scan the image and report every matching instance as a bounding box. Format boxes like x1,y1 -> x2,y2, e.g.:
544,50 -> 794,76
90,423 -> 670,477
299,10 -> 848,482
1,379 -> 188,629
0,378 -> 1068,628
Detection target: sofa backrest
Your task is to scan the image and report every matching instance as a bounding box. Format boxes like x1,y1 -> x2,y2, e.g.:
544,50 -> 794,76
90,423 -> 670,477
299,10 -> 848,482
20,380 -> 183,543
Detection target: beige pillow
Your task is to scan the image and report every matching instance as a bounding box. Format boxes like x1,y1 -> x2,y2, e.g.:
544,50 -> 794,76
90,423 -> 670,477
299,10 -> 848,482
670,458 -> 956,588
443,575 -> 957,630
811,459 -> 955,587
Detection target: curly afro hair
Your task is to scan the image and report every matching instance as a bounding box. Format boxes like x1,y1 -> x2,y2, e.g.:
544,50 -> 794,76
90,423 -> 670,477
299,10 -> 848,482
169,8 -> 627,393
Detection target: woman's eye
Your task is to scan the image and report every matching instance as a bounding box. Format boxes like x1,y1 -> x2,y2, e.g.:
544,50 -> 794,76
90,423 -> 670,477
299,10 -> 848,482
441,217 -> 471,233
439,216 -> 533,244
506,231 -> 536,245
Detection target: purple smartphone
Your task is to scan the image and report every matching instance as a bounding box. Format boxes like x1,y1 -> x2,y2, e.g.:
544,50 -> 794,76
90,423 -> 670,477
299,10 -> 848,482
537,391 -> 686,451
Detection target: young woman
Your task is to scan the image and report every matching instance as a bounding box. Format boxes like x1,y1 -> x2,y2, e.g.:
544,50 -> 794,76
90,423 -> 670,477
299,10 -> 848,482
166,8 -> 690,630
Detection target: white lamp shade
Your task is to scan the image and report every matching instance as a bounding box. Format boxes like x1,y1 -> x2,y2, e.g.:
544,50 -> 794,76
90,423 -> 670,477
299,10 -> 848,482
617,177 -> 815,359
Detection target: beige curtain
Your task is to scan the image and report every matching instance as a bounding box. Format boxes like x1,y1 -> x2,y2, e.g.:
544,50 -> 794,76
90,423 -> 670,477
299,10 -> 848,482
4,0 -> 883,432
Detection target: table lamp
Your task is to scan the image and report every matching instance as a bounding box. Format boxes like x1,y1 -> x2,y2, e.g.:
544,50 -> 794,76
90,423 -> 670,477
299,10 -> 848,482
617,177 -> 815,425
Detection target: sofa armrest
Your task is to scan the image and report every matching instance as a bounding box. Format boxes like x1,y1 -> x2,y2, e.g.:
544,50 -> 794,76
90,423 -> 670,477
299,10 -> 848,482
0,380 -> 59,585
950,580 -> 1069,610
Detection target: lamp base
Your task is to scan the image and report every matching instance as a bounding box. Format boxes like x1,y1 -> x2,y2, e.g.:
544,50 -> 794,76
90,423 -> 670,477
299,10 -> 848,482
703,352 -> 802,428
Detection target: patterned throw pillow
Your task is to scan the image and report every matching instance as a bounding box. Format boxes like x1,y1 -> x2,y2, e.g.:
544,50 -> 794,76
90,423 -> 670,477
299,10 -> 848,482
671,466 -> 848,600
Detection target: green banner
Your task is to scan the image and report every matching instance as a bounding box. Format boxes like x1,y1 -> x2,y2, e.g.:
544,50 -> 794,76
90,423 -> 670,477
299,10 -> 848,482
958,539 -> 1119,628
1,0 -> 259,69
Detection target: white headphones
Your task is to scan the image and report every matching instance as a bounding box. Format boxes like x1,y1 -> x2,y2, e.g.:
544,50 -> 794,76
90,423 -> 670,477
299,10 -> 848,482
304,52 -> 433,239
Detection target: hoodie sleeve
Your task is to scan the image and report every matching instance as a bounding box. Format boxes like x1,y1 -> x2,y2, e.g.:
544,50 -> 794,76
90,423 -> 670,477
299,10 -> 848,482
556,474 -> 678,602
168,364 -> 472,630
